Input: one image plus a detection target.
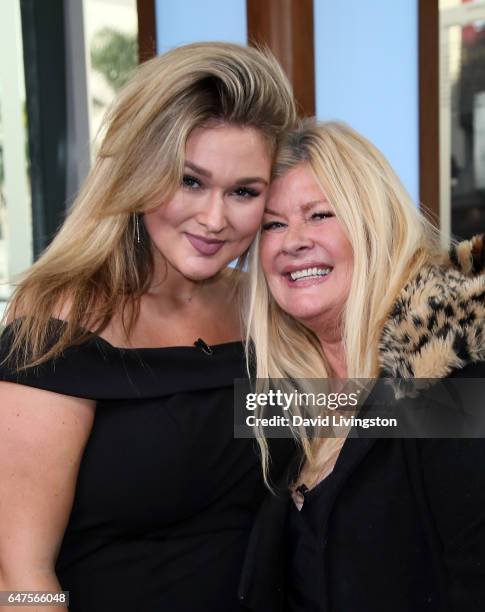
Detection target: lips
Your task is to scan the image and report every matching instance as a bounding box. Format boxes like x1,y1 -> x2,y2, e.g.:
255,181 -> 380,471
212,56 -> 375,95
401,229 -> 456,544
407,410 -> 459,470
185,232 -> 225,256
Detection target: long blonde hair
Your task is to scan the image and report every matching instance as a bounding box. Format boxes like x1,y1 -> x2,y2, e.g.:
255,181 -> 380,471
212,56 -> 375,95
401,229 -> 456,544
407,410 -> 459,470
4,42 -> 296,368
245,120 -> 442,481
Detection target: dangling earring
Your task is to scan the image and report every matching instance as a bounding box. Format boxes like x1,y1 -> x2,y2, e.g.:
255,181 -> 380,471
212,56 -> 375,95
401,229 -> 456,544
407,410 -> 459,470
134,212 -> 140,243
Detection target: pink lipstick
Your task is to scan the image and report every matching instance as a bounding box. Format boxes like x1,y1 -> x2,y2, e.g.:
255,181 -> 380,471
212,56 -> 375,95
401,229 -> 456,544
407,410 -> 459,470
185,232 -> 225,256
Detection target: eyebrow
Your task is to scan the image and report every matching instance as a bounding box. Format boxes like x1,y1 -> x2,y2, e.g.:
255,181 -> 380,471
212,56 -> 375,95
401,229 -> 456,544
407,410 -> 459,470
184,161 -> 268,185
265,200 -> 328,216
185,161 -> 211,178
301,200 -> 328,212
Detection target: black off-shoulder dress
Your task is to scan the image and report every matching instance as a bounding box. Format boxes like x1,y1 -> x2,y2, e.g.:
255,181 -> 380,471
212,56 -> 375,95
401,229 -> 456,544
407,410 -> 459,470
0,321 -> 293,612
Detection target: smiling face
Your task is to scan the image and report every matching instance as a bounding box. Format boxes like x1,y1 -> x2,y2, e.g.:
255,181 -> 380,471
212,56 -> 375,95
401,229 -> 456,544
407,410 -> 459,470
260,163 -> 353,332
143,123 -> 271,282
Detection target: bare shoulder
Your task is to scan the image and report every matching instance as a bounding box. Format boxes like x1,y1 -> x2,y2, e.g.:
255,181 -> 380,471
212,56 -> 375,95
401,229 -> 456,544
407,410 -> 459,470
0,382 -> 95,487
1,297 -> 97,465
0,381 -> 95,433
0,382 -> 95,572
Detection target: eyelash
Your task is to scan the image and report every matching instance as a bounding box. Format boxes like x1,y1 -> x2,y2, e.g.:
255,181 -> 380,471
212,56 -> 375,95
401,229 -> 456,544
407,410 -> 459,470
311,211 -> 333,221
232,186 -> 260,199
262,221 -> 285,231
262,211 -> 334,231
181,175 -> 260,199
182,175 -> 202,189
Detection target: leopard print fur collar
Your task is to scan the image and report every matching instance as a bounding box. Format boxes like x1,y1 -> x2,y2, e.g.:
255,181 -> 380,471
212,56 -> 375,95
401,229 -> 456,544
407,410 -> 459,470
378,234 -> 485,378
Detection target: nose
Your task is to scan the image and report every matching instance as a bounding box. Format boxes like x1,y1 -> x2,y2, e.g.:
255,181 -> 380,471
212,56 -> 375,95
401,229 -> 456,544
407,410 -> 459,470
197,190 -> 227,234
281,223 -> 314,255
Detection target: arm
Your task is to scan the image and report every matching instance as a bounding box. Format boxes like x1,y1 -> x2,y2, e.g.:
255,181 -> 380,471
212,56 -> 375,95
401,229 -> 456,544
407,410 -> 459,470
0,381 -> 95,611
418,438 -> 485,612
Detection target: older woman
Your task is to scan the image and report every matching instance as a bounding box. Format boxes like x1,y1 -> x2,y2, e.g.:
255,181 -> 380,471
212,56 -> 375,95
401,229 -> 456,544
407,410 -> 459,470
241,120 -> 485,611
0,43 -> 296,612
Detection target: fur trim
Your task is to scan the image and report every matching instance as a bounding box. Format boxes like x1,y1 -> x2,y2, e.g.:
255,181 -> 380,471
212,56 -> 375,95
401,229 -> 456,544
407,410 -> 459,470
449,234 -> 485,276
379,235 -> 485,378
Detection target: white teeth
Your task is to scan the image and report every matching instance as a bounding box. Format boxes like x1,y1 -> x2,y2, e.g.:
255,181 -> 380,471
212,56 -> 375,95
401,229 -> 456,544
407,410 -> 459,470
289,267 -> 331,281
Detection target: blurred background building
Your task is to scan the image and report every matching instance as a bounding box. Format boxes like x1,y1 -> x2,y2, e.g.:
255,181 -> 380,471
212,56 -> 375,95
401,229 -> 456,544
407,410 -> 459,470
0,0 -> 484,317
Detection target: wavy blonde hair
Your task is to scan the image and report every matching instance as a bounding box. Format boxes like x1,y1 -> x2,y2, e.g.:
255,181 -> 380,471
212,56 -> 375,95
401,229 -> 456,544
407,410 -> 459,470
4,42 -> 296,368
245,120 -> 443,482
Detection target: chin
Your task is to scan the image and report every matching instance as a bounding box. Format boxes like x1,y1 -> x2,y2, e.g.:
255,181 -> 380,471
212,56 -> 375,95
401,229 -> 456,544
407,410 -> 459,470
279,299 -> 326,323
181,262 -> 226,282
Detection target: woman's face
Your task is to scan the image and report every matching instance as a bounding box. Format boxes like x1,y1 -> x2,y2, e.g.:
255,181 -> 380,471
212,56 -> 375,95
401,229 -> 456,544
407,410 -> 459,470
144,123 -> 271,281
260,163 -> 353,331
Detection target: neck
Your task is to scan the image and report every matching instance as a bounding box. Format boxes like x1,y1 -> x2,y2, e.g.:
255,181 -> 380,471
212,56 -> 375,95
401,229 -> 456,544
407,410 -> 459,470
316,328 -> 347,379
147,249 -> 220,310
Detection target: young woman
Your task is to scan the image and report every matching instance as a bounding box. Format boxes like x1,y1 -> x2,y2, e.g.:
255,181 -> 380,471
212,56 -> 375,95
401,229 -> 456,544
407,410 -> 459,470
0,43 -> 296,612
242,120 -> 485,611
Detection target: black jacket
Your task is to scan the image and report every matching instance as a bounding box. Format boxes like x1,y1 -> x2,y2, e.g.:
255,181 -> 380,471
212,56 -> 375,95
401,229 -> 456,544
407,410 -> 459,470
239,385 -> 485,611
239,236 -> 485,611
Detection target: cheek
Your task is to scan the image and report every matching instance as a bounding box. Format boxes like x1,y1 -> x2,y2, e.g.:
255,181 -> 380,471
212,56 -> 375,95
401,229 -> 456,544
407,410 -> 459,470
325,228 -> 353,269
231,204 -> 265,239
259,235 -> 276,275
142,209 -> 162,242
337,243 -> 354,297
143,193 -> 188,233
340,240 -> 354,277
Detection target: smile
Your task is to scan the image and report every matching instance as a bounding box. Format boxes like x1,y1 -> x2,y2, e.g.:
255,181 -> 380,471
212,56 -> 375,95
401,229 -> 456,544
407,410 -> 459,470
185,232 -> 225,256
280,264 -> 334,287
289,267 -> 332,281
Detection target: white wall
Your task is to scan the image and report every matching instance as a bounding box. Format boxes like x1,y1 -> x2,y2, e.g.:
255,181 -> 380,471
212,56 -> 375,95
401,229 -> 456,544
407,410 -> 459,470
313,0 -> 419,204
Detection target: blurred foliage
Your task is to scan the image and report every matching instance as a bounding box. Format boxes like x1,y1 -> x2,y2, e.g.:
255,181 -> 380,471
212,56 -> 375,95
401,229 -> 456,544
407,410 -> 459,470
90,27 -> 138,92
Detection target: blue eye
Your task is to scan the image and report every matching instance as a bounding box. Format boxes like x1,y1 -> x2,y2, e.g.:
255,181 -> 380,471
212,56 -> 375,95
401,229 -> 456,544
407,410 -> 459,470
182,175 -> 202,189
262,221 -> 286,231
